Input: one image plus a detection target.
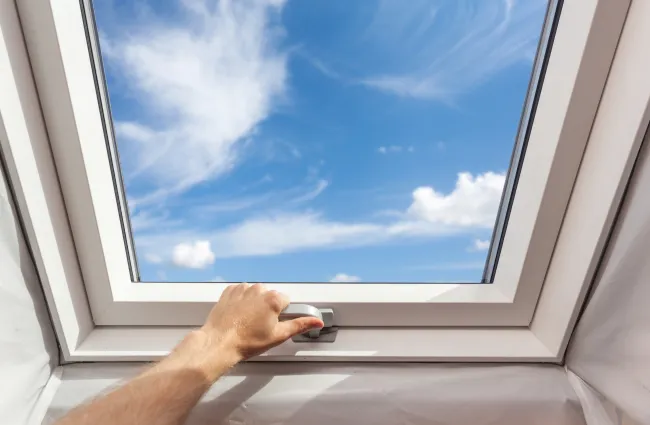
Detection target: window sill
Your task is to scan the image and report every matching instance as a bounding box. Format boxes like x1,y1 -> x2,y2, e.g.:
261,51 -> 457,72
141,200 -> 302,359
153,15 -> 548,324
71,326 -> 557,363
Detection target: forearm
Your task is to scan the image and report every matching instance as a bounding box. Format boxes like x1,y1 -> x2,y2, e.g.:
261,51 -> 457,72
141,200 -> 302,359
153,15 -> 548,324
56,330 -> 239,425
55,283 -> 321,425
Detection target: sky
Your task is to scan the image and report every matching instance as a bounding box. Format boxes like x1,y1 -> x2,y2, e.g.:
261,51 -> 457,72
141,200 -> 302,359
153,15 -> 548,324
94,0 -> 548,283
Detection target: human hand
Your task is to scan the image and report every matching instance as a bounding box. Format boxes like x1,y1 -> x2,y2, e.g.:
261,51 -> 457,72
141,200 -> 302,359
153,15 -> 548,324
200,283 -> 324,364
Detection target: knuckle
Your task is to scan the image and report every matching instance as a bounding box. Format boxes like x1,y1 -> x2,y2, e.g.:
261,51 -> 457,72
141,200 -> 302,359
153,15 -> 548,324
220,284 -> 235,298
264,290 -> 285,312
251,283 -> 267,293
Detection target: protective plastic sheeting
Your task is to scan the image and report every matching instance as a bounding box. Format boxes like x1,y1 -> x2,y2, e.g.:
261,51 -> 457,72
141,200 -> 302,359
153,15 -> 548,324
0,159 -> 58,422
567,136 -> 650,425
43,363 -> 587,425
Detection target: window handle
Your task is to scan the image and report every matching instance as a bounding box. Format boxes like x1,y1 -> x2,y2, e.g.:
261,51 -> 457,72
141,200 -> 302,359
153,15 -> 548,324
280,304 -> 337,342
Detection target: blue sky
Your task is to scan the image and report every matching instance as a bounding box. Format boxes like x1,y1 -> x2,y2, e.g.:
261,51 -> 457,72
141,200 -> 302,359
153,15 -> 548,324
94,0 -> 547,283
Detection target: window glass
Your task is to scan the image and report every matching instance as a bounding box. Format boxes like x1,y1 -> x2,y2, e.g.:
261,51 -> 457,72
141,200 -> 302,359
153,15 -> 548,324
93,0 -> 549,283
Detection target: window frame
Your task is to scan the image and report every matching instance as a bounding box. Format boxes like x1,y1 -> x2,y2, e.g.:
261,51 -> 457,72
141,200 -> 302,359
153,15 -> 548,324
2,0 -> 647,362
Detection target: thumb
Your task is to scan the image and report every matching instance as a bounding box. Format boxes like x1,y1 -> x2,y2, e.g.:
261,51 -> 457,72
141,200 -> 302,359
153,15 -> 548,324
274,317 -> 324,342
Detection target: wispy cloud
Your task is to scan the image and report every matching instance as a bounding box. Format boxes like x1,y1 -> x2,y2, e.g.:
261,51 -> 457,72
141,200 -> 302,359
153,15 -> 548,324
212,213 -> 382,257
103,0 -> 289,201
299,51 -> 345,80
190,195 -> 272,215
289,179 -> 329,204
130,209 -> 184,232
185,175 -> 330,218
359,0 -> 545,100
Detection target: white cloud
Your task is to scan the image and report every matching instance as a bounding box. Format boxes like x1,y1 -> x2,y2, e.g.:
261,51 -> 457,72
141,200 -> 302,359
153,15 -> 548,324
471,239 -> 491,251
330,273 -> 361,282
172,240 -> 216,269
361,0 -> 546,99
211,276 -> 227,282
103,0 -> 289,199
408,172 -> 505,227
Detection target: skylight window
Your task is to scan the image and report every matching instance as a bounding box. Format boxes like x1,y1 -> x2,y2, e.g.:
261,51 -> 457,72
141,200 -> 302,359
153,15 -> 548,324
94,0 -> 548,283
6,0 -> 640,362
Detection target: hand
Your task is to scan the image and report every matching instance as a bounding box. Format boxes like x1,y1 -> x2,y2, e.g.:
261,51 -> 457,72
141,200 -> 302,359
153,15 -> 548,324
200,283 -> 324,364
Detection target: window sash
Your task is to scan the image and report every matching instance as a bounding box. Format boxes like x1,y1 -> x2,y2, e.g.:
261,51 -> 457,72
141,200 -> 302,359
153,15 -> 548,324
19,0 -> 616,327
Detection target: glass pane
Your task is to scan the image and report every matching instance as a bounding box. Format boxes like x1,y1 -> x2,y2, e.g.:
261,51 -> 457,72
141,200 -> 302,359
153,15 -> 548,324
92,0 -> 551,283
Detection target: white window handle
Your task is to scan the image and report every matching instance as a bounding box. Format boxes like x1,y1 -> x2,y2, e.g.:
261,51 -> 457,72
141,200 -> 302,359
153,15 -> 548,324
279,304 -> 335,341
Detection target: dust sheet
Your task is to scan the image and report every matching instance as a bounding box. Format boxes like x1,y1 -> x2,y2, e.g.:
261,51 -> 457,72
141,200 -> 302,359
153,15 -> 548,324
566,133 -> 650,425
0,156 -> 58,422
43,363 -> 587,425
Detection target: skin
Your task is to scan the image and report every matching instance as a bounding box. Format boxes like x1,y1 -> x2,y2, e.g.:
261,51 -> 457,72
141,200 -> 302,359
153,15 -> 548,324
55,283 -> 324,425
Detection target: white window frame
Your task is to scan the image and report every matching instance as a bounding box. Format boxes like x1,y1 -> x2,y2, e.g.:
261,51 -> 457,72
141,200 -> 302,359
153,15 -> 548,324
1,0 -> 648,362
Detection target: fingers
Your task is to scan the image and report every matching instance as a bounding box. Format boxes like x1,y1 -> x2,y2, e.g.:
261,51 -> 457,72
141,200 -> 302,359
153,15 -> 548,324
245,283 -> 267,298
220,283 -> 290,319
264,290 -> 290,314
274,317 -> 324,342
220,283 -> 236,300
228,283 -> 250,299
